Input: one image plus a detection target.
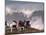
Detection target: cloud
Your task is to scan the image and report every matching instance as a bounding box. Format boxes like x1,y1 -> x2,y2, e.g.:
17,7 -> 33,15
6,6 -> 13,15
6,6 -> 34,18
6,2 -> 43,18
21,8 -> 35,18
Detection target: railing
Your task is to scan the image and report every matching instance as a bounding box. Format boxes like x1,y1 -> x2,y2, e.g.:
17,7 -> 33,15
6,27 -> 17,32
6,27 -> 24,32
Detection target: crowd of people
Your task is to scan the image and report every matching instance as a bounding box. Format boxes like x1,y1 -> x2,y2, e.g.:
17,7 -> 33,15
5,20 -> 31,32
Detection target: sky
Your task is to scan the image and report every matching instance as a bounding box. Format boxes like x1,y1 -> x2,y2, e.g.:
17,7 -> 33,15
5,1 -> 44,30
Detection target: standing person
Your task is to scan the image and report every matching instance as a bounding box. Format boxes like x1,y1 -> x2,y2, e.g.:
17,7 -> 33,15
10,20 -> 17,32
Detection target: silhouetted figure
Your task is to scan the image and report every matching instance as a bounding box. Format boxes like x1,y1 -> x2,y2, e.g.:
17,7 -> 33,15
12,20 -> 17,28
5,21 -> 7,26
26,21 -> 30,28
19,20 -> 24,27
